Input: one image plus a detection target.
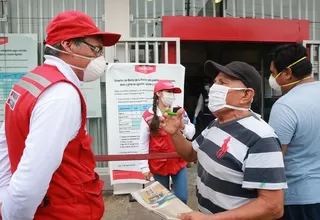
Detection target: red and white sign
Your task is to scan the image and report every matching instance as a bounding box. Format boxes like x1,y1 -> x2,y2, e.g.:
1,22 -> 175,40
134,65 -> 157,74
0,37 -> 8,45
106,63 -> 185,191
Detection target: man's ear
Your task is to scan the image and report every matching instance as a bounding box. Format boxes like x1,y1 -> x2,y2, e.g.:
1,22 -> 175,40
60,40 -> 73,54
283,67 -> 293,80
240,88 -> 255,105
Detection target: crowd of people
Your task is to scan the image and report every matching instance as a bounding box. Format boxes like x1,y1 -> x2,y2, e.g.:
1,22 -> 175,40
0,10 -> 319,220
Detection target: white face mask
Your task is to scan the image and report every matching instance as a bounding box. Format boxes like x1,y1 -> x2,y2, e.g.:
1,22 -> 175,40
268,75 -> 282,92
45,44 -> 106,82
161,91 -> 175,107
208,84 -> 250,113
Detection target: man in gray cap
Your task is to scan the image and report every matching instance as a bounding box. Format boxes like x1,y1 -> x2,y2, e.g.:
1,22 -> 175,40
160,61 -> 287,220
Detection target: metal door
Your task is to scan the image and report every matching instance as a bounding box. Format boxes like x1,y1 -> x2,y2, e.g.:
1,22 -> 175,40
303,40 -> 320,80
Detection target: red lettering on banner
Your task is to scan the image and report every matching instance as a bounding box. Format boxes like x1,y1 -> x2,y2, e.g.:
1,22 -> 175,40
135,65 -> 156,74
0,37 -> 8,45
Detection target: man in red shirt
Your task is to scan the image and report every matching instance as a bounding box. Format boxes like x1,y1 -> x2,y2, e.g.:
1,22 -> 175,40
0,11 -> 120,219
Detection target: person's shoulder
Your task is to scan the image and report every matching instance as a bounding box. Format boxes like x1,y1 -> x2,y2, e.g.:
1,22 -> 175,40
31,82 -> 82,125
297,81 -> 320,91
37,81 -> 80,105
142,108 -> 154,120
277,82 -> 320,103
238,114 -> 277,139
270,99 -> 295,117
206,119 -> 218,129
273,94 -> 291,106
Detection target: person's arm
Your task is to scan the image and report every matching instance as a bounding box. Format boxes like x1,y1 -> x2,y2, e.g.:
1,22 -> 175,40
194,94 -> 203,118
181,112 -> 196,140
170,132 -> 196,162
202,190 -> 284,220
180,136 -> 287,220
0,121 -> 11,203
161,108 -> 201,162
170,124 -> 208,162
138,118 -> 150,174
180,189 -> 284,220
1,83 -> 81,220
269,103 -> 297,154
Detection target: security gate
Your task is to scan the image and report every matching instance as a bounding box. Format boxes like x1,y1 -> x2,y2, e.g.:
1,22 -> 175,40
303,40 -> 320,80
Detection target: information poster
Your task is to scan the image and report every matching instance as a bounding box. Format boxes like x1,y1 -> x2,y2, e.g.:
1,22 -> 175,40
106,63 -> 185,186
0,34 -> 38,123
80,79 -> 102,118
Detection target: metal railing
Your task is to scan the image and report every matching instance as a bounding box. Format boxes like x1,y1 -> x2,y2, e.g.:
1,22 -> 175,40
94,152 -> 180,162
112,37 -> 181,64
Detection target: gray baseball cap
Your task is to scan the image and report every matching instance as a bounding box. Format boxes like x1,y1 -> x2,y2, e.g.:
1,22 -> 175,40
204,60 -> 262,100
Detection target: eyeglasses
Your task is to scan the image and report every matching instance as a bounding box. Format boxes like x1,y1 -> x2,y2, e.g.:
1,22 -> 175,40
80,40 -> 103,56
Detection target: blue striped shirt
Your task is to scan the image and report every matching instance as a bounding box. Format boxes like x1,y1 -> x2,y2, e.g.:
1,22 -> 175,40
192,114 -> 287,214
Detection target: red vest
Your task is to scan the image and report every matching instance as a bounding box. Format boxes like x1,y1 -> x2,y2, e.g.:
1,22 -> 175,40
5,64 -> 104,220
142,110 -> 187,176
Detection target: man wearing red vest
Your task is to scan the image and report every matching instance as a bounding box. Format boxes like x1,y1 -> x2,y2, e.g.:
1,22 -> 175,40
0,11 -> 120,219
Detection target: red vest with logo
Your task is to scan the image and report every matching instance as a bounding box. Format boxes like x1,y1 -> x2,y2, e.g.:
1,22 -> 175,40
5,64 -> 104,220
142,110 -> 187,176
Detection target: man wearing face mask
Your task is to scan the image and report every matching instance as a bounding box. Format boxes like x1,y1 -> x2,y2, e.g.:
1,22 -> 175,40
138,80 -> 195,204
159,61 -> 287,220
0,11 -> 121,219
268,44 -> 320,220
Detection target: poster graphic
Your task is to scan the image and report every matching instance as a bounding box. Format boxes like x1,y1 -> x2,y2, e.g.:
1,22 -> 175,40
106,63 -> 185,185
0,34 -> 38,122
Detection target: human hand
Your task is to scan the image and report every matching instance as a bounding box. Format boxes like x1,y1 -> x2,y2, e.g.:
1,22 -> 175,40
160,108 -> 184,135
180,115 -> 186,130
178,211 -> 208,220
142,172 -> 153,181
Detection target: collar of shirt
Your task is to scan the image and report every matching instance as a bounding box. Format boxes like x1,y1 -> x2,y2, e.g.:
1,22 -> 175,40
44,55 -> 81,88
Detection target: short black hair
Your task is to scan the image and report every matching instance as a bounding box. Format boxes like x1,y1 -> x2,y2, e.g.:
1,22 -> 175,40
272,43 -> 312,78
43,37 -> 87,57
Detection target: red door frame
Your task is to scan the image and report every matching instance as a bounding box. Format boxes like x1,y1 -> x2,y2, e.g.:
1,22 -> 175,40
162,16 -> 310,63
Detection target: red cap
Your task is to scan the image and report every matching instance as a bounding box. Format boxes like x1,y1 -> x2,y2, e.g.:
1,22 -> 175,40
45,10 -> 121,46
154,80 -> 182,94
